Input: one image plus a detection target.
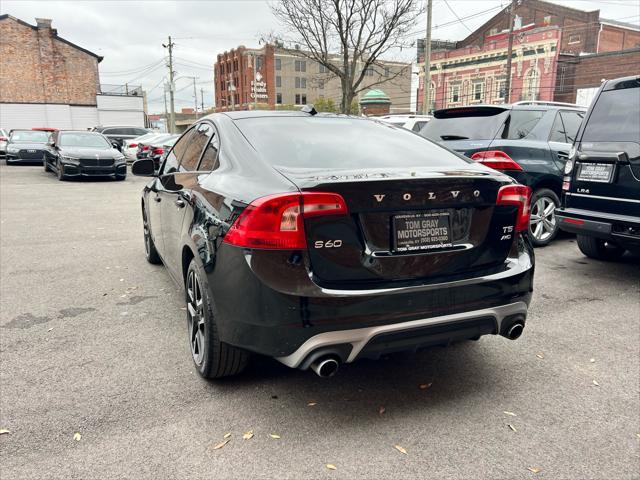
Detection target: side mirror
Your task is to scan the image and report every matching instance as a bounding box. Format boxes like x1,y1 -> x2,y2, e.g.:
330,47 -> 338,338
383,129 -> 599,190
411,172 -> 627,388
132,158 -> 156,177
111,141 -> 119,149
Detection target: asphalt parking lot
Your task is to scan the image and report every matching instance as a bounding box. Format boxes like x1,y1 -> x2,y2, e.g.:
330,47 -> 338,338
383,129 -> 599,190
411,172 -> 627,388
1,162 -> 639,480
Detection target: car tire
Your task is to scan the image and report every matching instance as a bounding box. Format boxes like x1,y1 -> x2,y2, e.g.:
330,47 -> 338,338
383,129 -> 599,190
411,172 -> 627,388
576,235 -> 625,261
43,156 -> 50,172
186,258 -> 249,379
142,205 -> 162,265
529,188 -> 560,247
56,160 -> 66,181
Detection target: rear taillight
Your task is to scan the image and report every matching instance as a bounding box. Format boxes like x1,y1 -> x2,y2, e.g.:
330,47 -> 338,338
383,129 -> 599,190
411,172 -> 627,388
471,151 -> 523,171
142,145 -> 150,151
562,175 -> 571,191
129,143 -> 138,148
496,185 -> 532,232
152,147 -> 164,155
0,137 -> 7,141
223,192 -> 348,249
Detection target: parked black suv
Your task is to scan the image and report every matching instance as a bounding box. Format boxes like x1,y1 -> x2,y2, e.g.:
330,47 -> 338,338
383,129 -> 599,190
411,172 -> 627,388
92,125 -> 150,151
420,102 -> 586,246
557,75 -> 640,260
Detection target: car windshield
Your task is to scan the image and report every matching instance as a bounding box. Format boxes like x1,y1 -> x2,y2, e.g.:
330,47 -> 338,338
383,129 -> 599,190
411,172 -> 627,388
582,87 -> 640,144
421,110 -> 509,141
236,116 -> 468,169
59,133 -> 111,148
9,130 -> 50,143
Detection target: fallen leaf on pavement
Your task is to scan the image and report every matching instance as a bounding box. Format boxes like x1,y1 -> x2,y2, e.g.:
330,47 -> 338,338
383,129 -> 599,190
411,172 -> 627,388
326,464 -> 337,470
379,406 -> 386,415
589,358 -> 595,363
419,383 -> 432,390
223,432 -> 231,439
592,380 -> 600,386
0,429 -> 10,435
527,467 -> 541,473
47,328 -> 53,332
536,353 -> 544,359
269,434 -> 281,439
503,411 -> 517,417
213,439 -> 229,450
394,445 -> 408,455
307,402 -> 317,407
73,432 -> 82,441
507,424 -> 517,432
243,430 -> 254,440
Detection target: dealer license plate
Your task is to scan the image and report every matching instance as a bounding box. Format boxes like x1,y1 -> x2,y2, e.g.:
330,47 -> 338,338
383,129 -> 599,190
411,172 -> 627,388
577,163 -> 614,183
393,212 -> 452,252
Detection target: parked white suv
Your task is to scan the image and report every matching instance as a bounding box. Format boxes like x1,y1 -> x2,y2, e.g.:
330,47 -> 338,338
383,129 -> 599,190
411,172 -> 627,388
377,114 -> 432,132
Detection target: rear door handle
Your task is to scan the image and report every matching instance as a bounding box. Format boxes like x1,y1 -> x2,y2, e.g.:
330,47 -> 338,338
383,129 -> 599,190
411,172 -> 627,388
175,199 -> 186,208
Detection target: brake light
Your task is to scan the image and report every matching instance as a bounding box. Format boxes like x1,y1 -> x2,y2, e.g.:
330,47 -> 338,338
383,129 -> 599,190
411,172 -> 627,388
471,151 -> 523,171
496,185 -> 532,232
129,143 -> 138,148
142,145 -> 150,151
152,147 -> 164,155
0,137 -> 6,141
562,175 -> 571,191
223,192 -> 348,249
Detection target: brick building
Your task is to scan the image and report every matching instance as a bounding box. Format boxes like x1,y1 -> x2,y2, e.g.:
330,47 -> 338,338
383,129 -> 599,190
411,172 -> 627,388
458,0 -> 640,55
0,15 -> 102,106
417,26 -> 562,112
0,15 -> 146,129
416,0 -> 640,111
214,44 -> 412,113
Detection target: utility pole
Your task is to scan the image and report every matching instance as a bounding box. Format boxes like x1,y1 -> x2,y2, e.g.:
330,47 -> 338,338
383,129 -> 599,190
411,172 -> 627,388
200,88 -> 205,114
163,36 -> 176,134
193,77 -> 198,119
163,84 -> 168,131
422,0 -> 433,115
504,0 -> 517,103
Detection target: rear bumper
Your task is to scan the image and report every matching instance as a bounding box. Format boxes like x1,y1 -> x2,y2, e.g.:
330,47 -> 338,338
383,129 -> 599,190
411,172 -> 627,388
206,239 -> 534,362
557,207 -> 640,250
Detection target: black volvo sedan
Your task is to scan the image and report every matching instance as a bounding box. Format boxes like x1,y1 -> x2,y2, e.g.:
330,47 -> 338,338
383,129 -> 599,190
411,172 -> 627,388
5,129 -> 50,164
132,111 -> 535,379
44,130 -> 127,180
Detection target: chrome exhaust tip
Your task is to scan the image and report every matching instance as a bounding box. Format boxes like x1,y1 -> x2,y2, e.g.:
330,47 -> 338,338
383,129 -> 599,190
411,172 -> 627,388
505,322 -> 524,340
310,357 -> 339,378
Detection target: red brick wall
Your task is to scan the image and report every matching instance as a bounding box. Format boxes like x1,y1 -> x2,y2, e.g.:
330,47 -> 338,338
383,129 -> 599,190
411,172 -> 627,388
599,25 -> 640,53
0,17 -> 99,105
555,49 -> 640,103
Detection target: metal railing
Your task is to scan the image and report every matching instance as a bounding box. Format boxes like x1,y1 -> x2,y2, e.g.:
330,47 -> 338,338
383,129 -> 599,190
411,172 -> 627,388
99,84 -> 143,96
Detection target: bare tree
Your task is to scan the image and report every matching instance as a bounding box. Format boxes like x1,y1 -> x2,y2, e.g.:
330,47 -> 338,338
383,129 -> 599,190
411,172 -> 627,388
270,0 -> 422,113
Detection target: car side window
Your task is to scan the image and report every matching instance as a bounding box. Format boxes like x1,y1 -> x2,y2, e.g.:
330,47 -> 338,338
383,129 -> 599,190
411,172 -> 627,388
502,110 -> 545,140
549,112 -> 567,143
179,123 -> 212,172
559,111 -> 584,144
162,128 -> 195,175
197,124 -> 220,171
412,121 -> 427,132
134,128 -> 148,136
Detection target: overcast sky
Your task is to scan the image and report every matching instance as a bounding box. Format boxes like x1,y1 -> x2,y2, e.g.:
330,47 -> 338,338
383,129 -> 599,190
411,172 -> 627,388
2,0 -> 638,113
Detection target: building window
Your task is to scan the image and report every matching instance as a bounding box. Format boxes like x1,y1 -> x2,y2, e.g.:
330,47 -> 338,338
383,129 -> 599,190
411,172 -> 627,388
256,55 -> 263,71
450,84 -> 460,103
558,65 -> 567,93
318,80 -> 324,90
295,77 -> 307,89
495,79 -> 506,100
276,93 -> 282,104
319,64 -> 327,73
295,93 -> 307,105
365,67 -> 374,76
220,64 -> 225,75
233,59 -> 238,71
488,28 -> 498,36
523,68 -> 540,101
295,60 -> 306,72
543,15 -> 551,26
276,76 -> 281,88
275,58 -> 281,70
568,34 -> 580,44
473,82 -> 484,101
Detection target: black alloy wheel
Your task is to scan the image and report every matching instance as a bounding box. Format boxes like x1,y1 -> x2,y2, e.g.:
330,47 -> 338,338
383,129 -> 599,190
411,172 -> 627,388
142,206 -> 161,265
185,259 -> 249,379
56,160 -> 66,181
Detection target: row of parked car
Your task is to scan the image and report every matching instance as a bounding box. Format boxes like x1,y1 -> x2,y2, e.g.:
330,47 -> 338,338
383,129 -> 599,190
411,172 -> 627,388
0,125 -> 179,181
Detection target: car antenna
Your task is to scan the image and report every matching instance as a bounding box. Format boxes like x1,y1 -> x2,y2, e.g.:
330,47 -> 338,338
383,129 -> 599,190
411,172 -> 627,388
300,104 -> 317,116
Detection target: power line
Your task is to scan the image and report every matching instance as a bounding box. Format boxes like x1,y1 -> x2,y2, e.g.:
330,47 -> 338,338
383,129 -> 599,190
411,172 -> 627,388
443,0 -> 473,33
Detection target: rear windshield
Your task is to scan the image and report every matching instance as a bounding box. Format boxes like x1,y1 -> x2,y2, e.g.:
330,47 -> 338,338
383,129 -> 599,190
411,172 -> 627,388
421,111 -> 508,141
9,130 -> 50,143
236,117 -> 468,169
59,133 -> 110,148
582,87 -> 640,143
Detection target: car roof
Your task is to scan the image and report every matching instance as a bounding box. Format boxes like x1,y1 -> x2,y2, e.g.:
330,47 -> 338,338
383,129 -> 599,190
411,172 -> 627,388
603,75 -> 639,91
